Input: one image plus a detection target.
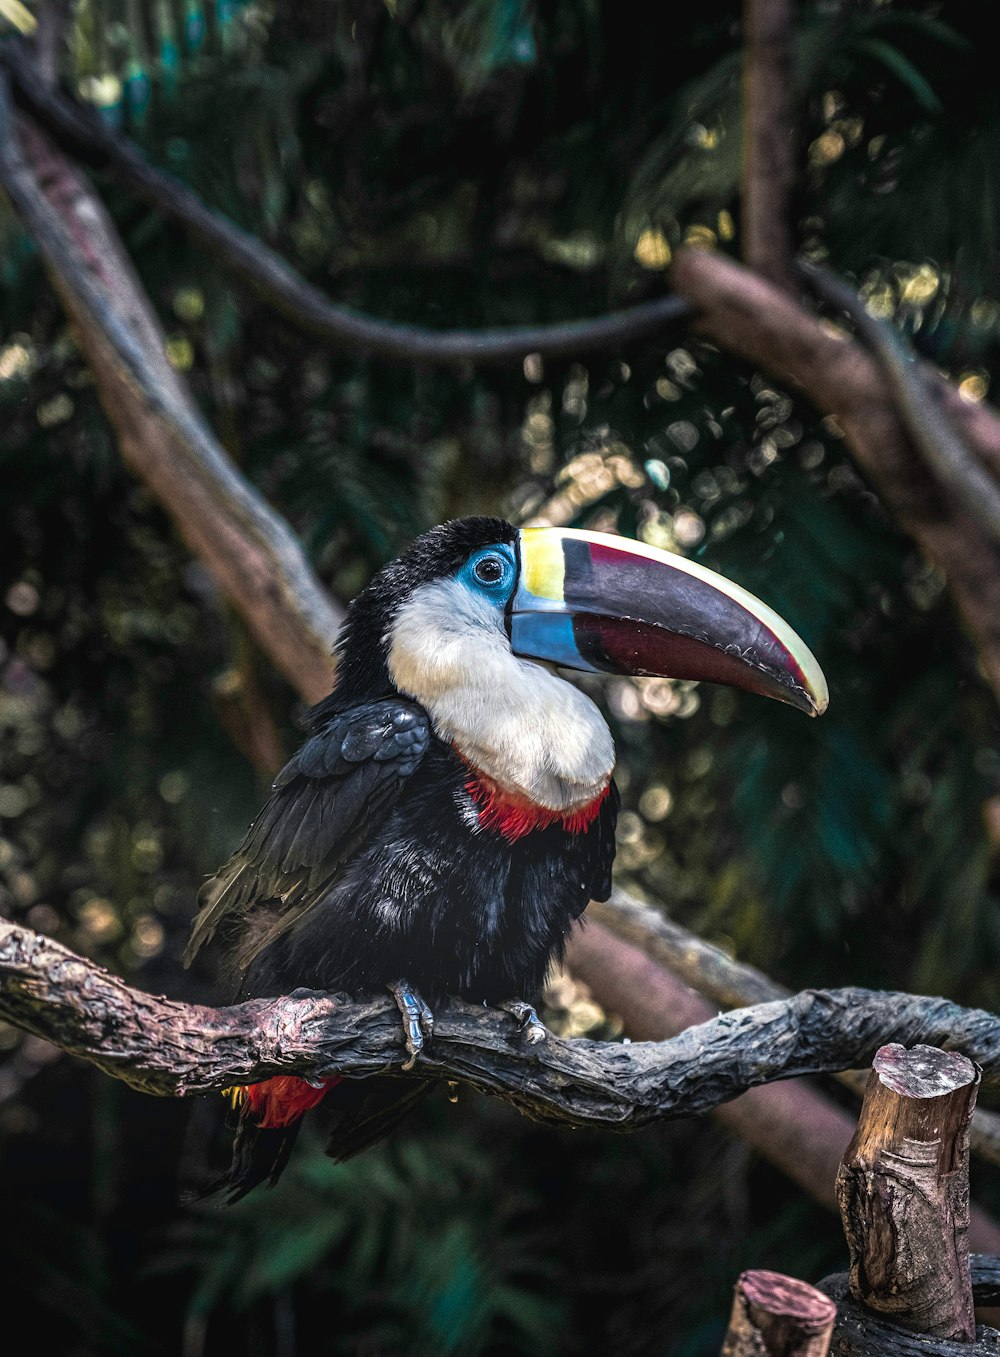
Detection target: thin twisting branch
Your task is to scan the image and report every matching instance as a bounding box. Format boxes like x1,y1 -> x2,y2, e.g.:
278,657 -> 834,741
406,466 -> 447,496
591,889 -> 782,1009
0,45 -> 692,365
800,262 -> 1000,545
34,0 -> 69,86
591,890 -> 1000,1165
670,245 -> 1000,706
742,0 -> 799,292
4,921 -> 1000,1130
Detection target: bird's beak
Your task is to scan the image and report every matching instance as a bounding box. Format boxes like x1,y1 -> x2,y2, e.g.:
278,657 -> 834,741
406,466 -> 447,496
508,527 -> 828,716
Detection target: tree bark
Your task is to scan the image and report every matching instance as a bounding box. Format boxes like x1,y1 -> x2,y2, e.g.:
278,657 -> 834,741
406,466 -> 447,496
6,920 -> 1000,1138
742,0 -> 799,292
721,1270 -> 836,1356
836,1044 -> 980,1341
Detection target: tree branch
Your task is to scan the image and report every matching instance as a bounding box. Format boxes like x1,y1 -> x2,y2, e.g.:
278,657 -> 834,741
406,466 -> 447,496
0,75 -> 343,704
669,246 -> 1000,706
0,46 -> 691,365
34,0 -> 69,87
591,889 -> 781,1009
4,920 -> 1000,1129
565,919 -> 1000,1249
800,262 -> 1000,545
742,0 -> 799,292
589,890 -> 1000,1166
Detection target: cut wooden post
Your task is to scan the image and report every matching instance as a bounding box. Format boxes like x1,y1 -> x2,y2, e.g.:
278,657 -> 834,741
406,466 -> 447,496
836,1043 -> 980,1341
720,1270 -> 836,1356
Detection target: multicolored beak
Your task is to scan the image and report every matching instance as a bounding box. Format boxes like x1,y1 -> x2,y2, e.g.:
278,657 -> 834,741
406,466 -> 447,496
509,527 -> 828,716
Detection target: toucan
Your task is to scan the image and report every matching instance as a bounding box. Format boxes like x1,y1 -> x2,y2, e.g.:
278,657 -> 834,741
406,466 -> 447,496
186,517 -> 827,1200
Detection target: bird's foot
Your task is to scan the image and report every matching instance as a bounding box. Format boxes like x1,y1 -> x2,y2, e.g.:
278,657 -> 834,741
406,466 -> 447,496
499,999 -> 548,1046
389,979 -> 434,1071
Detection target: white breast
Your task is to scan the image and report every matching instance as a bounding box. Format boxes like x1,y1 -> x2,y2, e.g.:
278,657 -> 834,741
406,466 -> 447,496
387,578 -> 615,812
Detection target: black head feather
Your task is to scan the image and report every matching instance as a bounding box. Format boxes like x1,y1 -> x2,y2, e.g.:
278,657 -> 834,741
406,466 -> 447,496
312,517 -> 517,717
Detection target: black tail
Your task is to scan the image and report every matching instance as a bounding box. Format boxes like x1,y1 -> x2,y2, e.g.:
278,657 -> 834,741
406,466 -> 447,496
194,1114 -> 303,1204
192,1078 -> 433,1202
324,1077 -> 435,1162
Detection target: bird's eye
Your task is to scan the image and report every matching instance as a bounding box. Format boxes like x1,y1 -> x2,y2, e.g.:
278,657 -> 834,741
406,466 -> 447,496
474,555 -> 504,584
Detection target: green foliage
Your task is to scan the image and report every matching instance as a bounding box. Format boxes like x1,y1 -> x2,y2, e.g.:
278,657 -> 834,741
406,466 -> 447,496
161,1125 -> 566,1356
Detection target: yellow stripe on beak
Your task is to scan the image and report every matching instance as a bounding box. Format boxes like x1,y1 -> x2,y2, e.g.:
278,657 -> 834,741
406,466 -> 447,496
520,526 -> 566,601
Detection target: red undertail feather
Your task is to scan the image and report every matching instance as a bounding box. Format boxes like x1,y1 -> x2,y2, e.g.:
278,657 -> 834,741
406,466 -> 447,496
463,765 -> 610,843
228,1075 -> 342,1128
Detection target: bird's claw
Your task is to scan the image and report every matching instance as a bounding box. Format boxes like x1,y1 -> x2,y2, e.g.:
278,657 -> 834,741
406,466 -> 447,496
500,999 -> 547,1046
389,979 -> 434,1071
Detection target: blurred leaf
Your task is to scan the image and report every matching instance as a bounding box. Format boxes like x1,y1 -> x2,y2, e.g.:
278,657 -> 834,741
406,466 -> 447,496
851,37 -> 942,114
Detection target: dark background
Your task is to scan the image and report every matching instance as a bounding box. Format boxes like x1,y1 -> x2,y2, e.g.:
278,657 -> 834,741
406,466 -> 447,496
3,1 -> 1000,1352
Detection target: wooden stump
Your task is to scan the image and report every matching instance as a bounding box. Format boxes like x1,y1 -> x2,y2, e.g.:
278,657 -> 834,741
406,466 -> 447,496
720,1270 -> 836,1356
835,1042 -> 980,1341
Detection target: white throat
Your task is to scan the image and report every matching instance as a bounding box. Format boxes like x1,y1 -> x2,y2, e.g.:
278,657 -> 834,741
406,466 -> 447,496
386,578 -> 615,812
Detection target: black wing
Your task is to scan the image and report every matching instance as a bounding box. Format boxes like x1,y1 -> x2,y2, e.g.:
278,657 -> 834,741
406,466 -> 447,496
184,699 -> 430,972
577,778 -> 620,910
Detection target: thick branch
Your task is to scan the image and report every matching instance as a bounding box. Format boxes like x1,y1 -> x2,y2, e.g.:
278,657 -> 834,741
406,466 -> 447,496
742,0 -> 799,291
0,76 -> 342,703
6,921 -> 1000,1131
670,246 -> 1000,705
0,47 -> 691,365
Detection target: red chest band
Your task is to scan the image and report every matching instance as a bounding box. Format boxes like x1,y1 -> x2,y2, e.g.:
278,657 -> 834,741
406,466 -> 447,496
463,767 -> 609,843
